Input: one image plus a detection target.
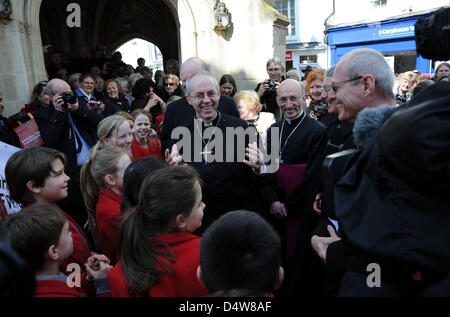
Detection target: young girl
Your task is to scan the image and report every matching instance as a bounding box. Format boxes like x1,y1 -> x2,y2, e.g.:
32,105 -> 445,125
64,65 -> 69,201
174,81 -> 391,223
108,165 -> 209,297
96,115 -> 134,159
80,146 -> 132,262
97,114 -> 181,164
131,109 -> 163,161
121,156 -> 169,214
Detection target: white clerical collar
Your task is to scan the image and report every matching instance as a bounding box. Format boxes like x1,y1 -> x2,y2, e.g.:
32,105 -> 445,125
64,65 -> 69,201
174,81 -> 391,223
285,111 -> 304,125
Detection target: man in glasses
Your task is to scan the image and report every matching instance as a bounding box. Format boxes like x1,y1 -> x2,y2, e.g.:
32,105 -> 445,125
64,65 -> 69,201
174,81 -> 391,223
263,78 -> 328,296
255,57 -> 286,121
332,48 -> 395,123
173,72 -> 266,232
161,57 -> 240,153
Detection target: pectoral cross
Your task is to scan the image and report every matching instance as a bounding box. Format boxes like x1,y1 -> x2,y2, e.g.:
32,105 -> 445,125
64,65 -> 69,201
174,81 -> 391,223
200,147 -> 213,163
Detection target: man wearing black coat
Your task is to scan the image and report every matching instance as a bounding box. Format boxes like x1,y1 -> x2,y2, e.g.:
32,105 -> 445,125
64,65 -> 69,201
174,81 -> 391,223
161,57 -> 239,153
35,79 -> 98,227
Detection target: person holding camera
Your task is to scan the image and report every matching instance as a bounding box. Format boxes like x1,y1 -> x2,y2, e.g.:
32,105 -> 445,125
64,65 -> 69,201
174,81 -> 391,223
35,79 -> 99,228
74,74 -> 106,120
255,57 -> 286,121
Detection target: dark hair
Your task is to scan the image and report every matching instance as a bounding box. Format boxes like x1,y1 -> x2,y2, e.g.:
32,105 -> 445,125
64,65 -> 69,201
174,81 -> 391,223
121,156 -> 169,213
79,73 -> 95,84
5,204 -> 67,272
219,74 -> 238,97
200,210 -> 281,295
132,78 -> 156,99
411,80 -> 434,100
5,147 -> 67,206
118,165 -> 201,295
31,81 -> 48,103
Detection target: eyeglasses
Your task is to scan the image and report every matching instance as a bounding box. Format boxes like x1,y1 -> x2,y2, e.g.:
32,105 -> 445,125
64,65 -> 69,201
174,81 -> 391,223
331,76 -> 363,92
267,68 -> 281,73
190,91 -> 218,101
278,96 -> 300,105
324,85 -> 333,93
165,82 -> 176,87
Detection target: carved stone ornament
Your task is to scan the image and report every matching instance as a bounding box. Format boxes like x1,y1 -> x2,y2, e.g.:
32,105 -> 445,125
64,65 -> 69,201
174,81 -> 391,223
0,0 -> 12,20
214,1 -> 231,31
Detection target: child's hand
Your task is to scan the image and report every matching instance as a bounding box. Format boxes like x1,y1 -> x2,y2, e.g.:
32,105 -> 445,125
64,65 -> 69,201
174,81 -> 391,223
85,261 -> 113,281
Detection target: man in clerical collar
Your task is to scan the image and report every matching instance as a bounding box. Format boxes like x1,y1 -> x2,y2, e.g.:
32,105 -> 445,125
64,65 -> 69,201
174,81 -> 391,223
173,72 -> 267,232
263,78 -> 328,296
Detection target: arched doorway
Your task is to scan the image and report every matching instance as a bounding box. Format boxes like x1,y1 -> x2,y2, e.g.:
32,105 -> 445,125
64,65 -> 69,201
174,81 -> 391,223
39,0 -> 180,72
116,39 -> 164,72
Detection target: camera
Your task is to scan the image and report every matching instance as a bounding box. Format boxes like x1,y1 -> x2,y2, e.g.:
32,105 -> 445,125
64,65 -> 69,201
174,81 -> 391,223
265,80 -> 276,91
415,6 -> 450,61
60,92 -> 77,108
93,101 -> 101,110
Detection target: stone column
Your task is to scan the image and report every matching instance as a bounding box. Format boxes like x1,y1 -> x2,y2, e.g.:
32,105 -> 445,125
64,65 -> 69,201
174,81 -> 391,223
0,0 -> 46,116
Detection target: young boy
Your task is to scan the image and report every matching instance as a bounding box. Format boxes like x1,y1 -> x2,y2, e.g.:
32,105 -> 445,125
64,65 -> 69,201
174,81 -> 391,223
5,147 -> 107,295
197,210 -> 284,297
4,204 -> 111,297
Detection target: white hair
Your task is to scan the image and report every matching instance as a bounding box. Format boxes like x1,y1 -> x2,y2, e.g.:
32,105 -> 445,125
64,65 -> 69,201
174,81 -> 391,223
185,72 -> 219,96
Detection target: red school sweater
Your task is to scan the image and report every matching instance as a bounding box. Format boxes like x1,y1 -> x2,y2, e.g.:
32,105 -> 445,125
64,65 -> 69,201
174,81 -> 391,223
131,136 -> 163,161
96,188 -> 122,262
107,232 -> 209,297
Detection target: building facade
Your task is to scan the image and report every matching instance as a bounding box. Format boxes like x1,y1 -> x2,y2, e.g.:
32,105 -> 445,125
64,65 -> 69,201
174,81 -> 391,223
0,0 -> 288,116
325,0 -> 450,74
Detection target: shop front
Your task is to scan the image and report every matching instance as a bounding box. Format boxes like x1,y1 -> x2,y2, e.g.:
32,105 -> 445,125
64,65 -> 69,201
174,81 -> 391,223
327,15 -> 432,74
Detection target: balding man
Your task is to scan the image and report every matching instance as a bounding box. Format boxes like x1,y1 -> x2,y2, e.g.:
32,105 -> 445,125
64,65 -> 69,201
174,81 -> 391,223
161,57 -> 240,152
262,78 -> 328,296
35,79 -> 98,227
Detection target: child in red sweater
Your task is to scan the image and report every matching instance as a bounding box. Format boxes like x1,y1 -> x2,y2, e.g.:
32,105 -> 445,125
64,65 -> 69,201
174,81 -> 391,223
5,204 -> 112,297
108,165 -> 208,297
80,146 -> 131,262
130,109 -> 163,161
5,147 -> 110,296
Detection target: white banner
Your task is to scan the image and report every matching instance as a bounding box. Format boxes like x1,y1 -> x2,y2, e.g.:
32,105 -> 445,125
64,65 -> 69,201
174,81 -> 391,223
0,141 -> 22,214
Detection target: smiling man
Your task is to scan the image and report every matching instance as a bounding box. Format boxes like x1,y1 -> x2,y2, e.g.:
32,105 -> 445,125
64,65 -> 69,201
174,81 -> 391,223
173,72 -> 267,231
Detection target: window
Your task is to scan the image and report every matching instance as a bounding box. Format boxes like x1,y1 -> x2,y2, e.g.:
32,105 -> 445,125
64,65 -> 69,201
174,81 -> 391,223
372,0 -> 387,7
300,55 -> 317,64
274,0 -> 296,37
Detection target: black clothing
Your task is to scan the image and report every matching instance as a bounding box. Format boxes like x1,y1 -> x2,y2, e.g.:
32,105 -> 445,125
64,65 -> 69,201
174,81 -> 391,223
161,95 -> 240,152
154,85 -> 185,103
131,95 -> 163,126
102,95 -> 131,116
175,113 -> 265,231
336,85 -> 450,296
0,116 -> 20,147
255,82 -> 283,121
35,103 -> 98,227
263,113 -> 328,296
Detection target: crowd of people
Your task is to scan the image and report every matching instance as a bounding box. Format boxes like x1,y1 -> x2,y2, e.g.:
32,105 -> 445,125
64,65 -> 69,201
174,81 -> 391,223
0,44 -> 449,298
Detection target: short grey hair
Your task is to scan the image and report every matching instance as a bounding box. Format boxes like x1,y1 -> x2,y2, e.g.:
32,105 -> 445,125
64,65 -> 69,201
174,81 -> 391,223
324,66 -> 336,78
345,49 -> 394,99
185,72 -> 219,96
128,73 -> 144,86
266,57 -> 285,72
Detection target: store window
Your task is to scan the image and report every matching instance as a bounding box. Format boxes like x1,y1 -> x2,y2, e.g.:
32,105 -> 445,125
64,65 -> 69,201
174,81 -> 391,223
274,0 -> 296,37
383,51 -> 416,74
300,55 -> 317,64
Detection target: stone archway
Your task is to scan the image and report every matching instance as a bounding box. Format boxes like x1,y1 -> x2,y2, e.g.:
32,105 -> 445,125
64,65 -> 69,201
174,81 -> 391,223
39,0 -> 181,67
0,0 -> 287,115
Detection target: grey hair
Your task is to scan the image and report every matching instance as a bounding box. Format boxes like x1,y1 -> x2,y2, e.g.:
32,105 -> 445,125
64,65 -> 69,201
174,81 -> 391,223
182,57 -> 208,72
324,66 -> 336,78
116,77 -> 129,90
128,73 -> 144,86
67,73 -> 81,90
286,69 -> 301,81
185,72 -> 219,96
266,57 -> 285,72
345,48 -> 394,100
